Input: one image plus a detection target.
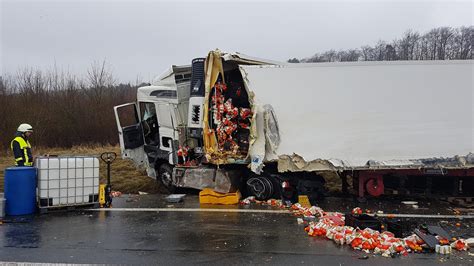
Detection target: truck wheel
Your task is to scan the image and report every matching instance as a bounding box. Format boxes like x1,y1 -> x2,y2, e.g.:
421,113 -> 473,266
158,164 -> 175,194
246,176 -> 274,200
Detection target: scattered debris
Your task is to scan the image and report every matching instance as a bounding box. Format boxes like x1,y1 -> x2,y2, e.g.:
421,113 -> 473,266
401,201 -> 418,205
240,196 -> 256,205
414,228 -> 438,249
352,207 -> 363,215
466,238 -> 474,247
111,191 -> 122,198
346,213 -> 382,231
427,225 -> 451,240
452,239 -> 469,251
240,198 -> 471,258
436,244 -> 452,254
138,191 -> 149,195
125,194 -> 139,202
384,219 -> 416,238
447,197 -> 474,208
165,194 -> 186,203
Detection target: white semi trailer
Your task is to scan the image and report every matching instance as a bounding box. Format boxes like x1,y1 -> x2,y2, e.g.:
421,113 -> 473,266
114,50 -> 474,201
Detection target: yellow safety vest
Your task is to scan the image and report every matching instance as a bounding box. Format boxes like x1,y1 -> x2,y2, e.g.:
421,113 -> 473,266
11,136 -> 33,166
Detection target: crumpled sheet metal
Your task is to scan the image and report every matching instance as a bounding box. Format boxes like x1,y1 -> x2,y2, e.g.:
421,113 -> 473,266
277,154 -> 337,172
276,153 -> 474,172
248,104 -> 266,174
123,147 -> 157,178
202,50 -> 223,161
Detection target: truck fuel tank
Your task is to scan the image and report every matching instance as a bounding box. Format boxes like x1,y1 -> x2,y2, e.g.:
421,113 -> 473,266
173,167 -> 241,193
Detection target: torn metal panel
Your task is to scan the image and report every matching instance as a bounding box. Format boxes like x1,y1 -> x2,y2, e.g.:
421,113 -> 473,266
202,50 -> 226,163
276,153 -> 474,172
221,51 -> 283,66
248,104 -> 266,174
277,154 -> 336,172
123,146 -> 157,178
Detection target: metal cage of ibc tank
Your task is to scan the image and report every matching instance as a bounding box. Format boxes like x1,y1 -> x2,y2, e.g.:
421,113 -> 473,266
36,156 -> 100,210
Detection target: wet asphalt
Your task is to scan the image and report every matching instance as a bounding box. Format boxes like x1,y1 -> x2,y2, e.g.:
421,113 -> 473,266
0,194 -> 473,265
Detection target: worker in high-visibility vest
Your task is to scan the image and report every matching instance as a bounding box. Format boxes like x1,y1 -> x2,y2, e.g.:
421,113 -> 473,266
11,123 -> 34,167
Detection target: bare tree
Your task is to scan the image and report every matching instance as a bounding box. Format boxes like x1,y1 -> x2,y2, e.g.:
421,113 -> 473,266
361,45 -> 375,61
397,30 -> 420,60
437,27 -> 454,60
86,60 -> 116,104
322,50 -> 338,62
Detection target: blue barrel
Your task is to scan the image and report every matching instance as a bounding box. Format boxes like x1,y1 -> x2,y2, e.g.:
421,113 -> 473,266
4,167 -> 37,215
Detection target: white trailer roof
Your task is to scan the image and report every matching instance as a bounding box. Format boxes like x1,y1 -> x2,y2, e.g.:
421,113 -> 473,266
241,60 -> 474,170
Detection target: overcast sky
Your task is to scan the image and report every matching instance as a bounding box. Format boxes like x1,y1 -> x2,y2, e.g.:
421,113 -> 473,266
1,0 -> 472,83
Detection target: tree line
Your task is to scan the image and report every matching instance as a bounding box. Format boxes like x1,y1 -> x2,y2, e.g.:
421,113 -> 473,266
0,61 -> 140,152
288,26 -> 473,63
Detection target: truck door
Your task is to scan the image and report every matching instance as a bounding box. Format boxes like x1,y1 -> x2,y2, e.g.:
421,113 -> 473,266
155,103 -> 179,164
114,103 -> 156,177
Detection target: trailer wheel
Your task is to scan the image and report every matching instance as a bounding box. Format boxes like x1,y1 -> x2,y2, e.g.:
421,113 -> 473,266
365,177 -> 384,197
158,164 -> 175,194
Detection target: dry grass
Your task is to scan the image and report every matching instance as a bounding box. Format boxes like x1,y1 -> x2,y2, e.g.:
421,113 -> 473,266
0,145 -> 162,194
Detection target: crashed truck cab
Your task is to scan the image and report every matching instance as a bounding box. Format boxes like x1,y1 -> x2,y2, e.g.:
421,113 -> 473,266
114,51 -> 287,196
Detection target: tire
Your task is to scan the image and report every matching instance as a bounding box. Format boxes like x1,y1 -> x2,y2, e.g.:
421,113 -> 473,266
246,176 -> 274,200
158,164 -> 175,194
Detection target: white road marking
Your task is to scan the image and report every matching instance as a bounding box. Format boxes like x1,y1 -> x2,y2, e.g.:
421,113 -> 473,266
0,263 -> 92,266
85,207 -> 289,214
85,208 -> 474,219
367,213 -> 474,219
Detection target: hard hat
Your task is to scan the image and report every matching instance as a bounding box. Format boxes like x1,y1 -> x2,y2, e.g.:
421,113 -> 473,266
17,123 -> 33,132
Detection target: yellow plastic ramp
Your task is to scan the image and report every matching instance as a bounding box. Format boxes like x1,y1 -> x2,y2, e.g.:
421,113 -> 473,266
199,189 -> 241,205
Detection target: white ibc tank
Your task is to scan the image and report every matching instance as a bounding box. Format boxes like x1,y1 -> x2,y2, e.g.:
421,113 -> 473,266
36,156 -> 100,207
